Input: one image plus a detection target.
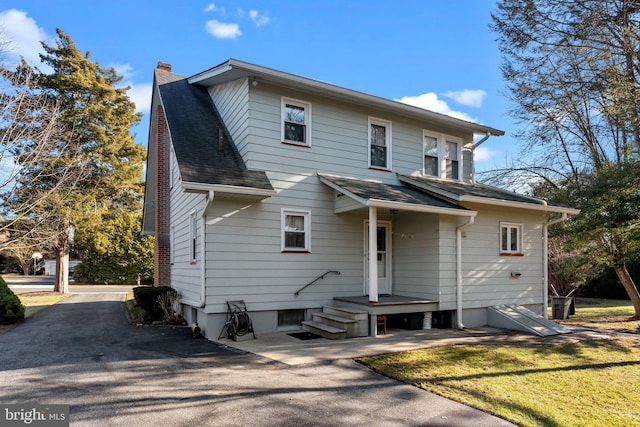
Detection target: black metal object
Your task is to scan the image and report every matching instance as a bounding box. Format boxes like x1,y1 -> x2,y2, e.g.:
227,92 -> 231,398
294,270 -> 340,296
218,300 -> 256,341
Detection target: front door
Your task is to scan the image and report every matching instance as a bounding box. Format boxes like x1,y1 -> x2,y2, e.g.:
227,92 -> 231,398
364,221 -> 391,295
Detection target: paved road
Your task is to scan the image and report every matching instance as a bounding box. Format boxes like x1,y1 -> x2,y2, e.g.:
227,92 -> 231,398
4,275 -> 132,294
0,290 -> 515,426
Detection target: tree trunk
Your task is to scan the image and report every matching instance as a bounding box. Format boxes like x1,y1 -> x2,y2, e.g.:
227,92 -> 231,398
53,229 -> 70,294
612,262 -> 640,319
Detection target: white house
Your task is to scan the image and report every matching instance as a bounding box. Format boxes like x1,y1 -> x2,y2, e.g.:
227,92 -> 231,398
142,59 -> 578,340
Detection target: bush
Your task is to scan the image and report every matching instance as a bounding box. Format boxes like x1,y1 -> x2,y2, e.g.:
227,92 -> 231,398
0,276 -> 25,324
132,286 -> 176,320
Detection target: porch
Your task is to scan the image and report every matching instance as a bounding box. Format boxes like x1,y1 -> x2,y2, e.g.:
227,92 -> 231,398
333,295 -> 438,315
301,295 -> 445,339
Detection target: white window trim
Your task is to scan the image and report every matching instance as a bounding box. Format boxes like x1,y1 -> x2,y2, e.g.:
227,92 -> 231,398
368,117 -> 392,171
500,222 -> 523,255
189,211 -> 197,264
281,97 -> 312,147
281,209 -> 311,252
422,131 -> 463,180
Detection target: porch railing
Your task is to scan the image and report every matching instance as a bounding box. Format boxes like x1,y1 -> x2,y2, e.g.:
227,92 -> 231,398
294,270 -> 340,296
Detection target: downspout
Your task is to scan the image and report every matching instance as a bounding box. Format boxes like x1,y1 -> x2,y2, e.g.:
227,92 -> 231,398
543,213 -> 568,318
198,190 -> 215,308
471,132 -> 492,183
455,215 -> 475,330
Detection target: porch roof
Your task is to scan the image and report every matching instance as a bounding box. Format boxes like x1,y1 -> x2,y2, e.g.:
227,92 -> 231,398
398,174 -> 580,215
318,174 -> 476,216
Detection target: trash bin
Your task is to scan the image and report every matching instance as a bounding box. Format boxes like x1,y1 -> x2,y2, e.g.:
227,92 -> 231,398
402,313 -> 425,330
551,296 -> 573,320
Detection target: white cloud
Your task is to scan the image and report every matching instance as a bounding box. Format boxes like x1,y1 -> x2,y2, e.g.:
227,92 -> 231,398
444,89 -> 487,107
0,9 -> 53,70
396,92 -> 478,122
472,146 -> 497,162
205,19 -> 242,39
127,82 -> 153,114
249,10 -> 270,27
109,62 -> 134,80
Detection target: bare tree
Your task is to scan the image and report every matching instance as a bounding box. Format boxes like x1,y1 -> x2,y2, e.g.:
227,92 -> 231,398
489,0 -> 640,316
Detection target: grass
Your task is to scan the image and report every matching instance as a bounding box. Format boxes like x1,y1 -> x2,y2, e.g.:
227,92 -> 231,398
359,337 -> 640,427
552,298 -> 640,334
359,298 -> 640,427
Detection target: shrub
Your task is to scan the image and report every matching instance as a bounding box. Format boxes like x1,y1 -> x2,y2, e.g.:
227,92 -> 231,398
0,276 -> 25,324
132,286 -> 176,320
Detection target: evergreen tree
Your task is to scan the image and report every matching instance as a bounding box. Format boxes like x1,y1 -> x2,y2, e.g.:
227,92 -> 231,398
7,29 -> 148,292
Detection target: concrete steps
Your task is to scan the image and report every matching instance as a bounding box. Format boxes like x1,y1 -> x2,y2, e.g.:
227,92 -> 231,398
301,305 -> 369,340
301,320 -> 347,340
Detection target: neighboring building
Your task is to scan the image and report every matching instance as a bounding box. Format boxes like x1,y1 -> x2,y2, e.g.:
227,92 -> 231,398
142,59 -> 578,339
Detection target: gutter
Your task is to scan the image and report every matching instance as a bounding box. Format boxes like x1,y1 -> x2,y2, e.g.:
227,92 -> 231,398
455,215 -> 476,329
182,190 -> 215,308
472,132 -> 492,149
199,190 -> 215,307
542,213 -> 568,319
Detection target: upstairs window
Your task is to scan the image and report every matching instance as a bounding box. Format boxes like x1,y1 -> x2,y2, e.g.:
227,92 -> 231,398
423,131 -> 463,180
282,97 -> 311,146
500,222 -> 523,255
368,117 -> 392,170
446,141 -> 460,180
423,135 -> 439,176
282,209 -> 311,252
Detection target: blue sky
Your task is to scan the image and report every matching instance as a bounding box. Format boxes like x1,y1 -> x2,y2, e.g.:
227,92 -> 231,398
0,1 -> 516,172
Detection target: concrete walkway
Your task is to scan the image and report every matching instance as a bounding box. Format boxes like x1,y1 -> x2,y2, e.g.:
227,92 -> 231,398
216,326 -> 612,366
0,290 -> 530,426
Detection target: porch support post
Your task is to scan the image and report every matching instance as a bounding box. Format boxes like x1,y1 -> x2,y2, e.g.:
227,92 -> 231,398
368,206 -> 378,303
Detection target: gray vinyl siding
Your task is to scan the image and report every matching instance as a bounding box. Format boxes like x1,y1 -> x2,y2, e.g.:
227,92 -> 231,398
239,81 -> 474,183
168,148 -> 205,304
203,173 -> 373,314
456,205 -> 546,309
392,212 -> 441,301
208,78 -> 251,162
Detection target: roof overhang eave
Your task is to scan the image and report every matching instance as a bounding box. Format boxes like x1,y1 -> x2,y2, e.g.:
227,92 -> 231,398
182,181 -> 276,199
189,59 -> 505,136
367,199 -> 477,216
461,195 -> 580,214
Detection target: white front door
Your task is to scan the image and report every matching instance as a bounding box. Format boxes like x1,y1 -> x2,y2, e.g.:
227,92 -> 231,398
364,221 -> 391,295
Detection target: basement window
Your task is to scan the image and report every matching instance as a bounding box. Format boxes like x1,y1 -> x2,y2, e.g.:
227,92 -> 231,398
278,309 -> 306,327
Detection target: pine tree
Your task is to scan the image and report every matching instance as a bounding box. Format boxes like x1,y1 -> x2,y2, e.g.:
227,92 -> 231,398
8,29 -> 148,292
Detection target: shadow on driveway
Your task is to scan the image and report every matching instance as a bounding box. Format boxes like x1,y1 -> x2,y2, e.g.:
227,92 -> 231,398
0,292 -> 515,426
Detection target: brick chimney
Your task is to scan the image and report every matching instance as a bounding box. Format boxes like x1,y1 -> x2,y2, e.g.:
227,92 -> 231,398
154,104 -> 171,287
157,62 -> 172,72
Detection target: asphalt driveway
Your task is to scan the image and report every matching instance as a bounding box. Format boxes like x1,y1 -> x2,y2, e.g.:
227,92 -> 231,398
0,290 -> 515,426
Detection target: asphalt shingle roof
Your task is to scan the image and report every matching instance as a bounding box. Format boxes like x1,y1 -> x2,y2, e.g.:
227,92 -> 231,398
157,74 -> 273,191
398,174 -> 546,205
318,174 -> 470,211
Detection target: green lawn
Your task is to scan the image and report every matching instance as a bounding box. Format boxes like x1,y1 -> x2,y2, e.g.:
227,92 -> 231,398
359,338 -> 640,427
552,298 -> 639,334
359,299 -> 640,427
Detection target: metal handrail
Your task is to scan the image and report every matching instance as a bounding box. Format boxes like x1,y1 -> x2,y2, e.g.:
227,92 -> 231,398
294,270 -> 340,296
